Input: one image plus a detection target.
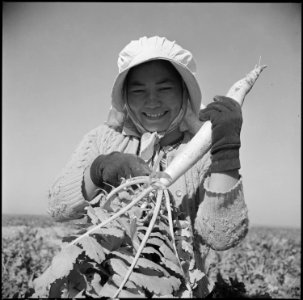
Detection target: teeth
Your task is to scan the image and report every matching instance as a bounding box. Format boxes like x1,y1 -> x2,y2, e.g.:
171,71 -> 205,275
145,112 -> 165,118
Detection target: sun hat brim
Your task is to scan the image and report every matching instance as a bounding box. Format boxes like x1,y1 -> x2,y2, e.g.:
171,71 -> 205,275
110,55 -> 202,117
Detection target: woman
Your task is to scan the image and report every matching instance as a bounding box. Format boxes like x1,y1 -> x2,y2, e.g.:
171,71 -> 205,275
48,36 -> 249,297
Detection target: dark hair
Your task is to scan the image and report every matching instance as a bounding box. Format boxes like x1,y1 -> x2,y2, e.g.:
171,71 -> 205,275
123,59 -> 184,97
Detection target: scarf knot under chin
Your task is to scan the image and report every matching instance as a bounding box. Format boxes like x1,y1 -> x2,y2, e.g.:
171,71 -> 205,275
139,131 -> 163,161
122,116 -> 164,162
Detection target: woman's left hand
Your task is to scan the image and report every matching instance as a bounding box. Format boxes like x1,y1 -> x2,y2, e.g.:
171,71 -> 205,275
199,95 -> 242,173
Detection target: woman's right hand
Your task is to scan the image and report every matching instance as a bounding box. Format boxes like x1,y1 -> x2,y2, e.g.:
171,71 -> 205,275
90,152 -> 151,189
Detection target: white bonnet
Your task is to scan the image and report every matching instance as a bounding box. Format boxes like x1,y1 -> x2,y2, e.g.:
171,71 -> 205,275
107,36 -> 202,129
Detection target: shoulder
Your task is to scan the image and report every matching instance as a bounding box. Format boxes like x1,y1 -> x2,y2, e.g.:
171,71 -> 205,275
75,124 -> 124,151
84,123 -> 123,140
87,123 -> 133,154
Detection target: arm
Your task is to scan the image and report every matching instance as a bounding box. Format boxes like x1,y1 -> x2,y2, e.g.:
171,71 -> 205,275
186,64 -> 266,249
194,173 -> 249,251
194,97 -> 249,250
48,125 -> 107,221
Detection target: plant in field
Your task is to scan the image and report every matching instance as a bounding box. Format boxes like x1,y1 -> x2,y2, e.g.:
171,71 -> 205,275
208,227 -> 301,299
2,227 -> 60,298
30,63 -> 267,298
32,174 -> 204,298
3,222 -> 299,298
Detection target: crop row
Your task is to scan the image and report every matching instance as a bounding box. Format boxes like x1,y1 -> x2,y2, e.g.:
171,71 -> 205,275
2,224 -> 301,298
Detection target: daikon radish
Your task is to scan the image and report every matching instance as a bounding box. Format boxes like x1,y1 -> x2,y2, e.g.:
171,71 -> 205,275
160,63 -> 267,186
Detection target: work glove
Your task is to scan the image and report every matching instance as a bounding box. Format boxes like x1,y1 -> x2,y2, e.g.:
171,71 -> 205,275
199,96 -> 242,173
90,151 -> 151,190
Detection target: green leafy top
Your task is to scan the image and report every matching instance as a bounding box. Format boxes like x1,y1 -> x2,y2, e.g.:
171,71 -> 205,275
32,177 -> 206,298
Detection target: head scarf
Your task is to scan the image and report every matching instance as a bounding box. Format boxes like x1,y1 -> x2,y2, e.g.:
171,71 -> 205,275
106,36 -> 203,162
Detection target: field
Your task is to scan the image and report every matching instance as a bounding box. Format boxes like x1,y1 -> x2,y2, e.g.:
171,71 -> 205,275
2,214 -> 301,298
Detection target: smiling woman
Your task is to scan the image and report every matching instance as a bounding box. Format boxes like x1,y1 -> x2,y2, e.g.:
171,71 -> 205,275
46,36 -> 249,298
125,60 -> 184,136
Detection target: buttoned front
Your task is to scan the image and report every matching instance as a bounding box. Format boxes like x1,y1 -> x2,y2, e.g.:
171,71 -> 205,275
169,176 -> 187,209
176,190 -> 183,197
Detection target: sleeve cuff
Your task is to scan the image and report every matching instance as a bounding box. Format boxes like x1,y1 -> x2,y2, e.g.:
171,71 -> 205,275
203,173 -> 243,197
48,168 -> 89,221
195,175 -> 249,250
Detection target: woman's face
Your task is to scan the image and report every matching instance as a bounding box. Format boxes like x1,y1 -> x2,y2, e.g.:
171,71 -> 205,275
126,60 -> 183,132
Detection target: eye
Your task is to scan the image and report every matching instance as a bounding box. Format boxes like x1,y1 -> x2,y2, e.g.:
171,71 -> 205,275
131,89 -> 145,94
159,86 -> 173,92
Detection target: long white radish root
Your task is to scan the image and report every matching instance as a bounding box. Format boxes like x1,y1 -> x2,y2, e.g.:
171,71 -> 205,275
160,63 -> 267,186
226,64 -> 267,103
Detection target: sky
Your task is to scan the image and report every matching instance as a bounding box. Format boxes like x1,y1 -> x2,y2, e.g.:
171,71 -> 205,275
3,2 -> 301,228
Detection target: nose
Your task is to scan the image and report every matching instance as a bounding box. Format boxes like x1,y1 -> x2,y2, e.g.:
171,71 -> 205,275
146,90 -> 161,107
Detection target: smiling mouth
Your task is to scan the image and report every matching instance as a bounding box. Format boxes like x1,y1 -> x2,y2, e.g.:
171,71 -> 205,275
143,111 -> 168,120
